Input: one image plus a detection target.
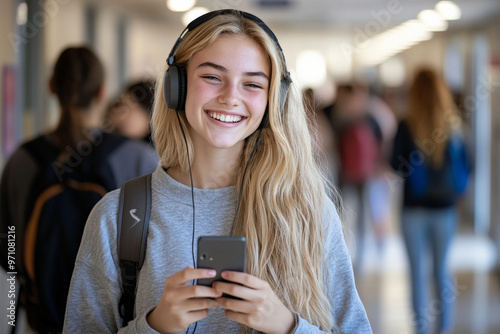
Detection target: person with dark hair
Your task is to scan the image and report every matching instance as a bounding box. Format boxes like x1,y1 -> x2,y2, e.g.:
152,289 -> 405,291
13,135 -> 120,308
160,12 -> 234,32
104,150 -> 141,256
0,46 -> 158,333
105,80 -> 155,145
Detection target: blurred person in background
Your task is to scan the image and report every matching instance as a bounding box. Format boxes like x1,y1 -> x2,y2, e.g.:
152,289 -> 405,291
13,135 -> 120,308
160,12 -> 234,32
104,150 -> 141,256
365,88 -> 397,253
105,80 -> 155,145
323,83 -> 384,275
0,46 -> 158,333
390,67 -> 471,334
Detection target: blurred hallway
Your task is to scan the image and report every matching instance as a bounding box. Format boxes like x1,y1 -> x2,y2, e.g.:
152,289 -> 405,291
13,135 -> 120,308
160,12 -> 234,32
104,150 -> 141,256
357,235 -> 500,334
343,184 -> 500,334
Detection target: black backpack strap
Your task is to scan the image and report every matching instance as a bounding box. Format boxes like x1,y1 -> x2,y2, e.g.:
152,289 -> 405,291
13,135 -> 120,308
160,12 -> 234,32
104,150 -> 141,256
22,135 -> 59,163
117,173 -> 152,326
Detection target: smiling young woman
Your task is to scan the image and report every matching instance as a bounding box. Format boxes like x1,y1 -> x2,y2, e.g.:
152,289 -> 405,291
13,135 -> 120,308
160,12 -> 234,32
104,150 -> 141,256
63,9 -> 372,334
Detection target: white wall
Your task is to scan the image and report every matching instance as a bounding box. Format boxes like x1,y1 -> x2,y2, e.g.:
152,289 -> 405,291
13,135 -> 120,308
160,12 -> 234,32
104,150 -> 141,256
44,0 -> 85,130
401,35 -> 446,80
485,21 -> 500,268
0,0 -> 15,64
126,19 -> 177,83
44,0 -> 85,65
94,4 -> 120,97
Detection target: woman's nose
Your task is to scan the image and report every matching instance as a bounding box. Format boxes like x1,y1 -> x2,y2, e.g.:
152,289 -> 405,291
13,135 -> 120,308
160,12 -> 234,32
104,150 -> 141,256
218,82 -> 240,107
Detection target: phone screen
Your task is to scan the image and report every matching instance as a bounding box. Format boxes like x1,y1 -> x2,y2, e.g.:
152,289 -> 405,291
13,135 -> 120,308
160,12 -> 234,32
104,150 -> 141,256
196,236 -> 246,287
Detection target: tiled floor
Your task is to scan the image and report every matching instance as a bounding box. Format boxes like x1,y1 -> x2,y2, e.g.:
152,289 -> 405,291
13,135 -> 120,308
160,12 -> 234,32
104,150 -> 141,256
352,226 -> 500,334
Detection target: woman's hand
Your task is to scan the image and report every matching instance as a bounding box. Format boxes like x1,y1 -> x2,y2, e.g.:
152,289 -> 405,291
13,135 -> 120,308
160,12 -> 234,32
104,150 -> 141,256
213,271 -> 295,334
146,266 -> 221,333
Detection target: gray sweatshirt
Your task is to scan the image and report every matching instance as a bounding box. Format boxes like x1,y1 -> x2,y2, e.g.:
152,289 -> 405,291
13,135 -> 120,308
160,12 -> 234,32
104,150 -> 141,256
63,167 -> 372,333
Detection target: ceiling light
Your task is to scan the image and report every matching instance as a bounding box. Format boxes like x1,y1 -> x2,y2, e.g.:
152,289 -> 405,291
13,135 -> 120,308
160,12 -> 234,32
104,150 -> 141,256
166,0 -> 195,12
399,20 -> 433,42
436,1 -> 461,20
182,7 -> 209,26
16,2 -> 28,26
296,50 -> 327,88
418,9 -> 448,31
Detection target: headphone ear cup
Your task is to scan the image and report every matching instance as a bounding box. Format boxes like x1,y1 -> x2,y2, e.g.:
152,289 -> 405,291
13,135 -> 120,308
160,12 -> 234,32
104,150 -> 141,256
163,67 -> 176,109
260,78 -> 290,129
279,77 -> 290,111
177,66 -> 187,111
163,65 -> 187,111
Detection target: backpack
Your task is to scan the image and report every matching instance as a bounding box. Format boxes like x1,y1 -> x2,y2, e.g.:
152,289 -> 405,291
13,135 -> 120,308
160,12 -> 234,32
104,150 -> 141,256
408,132 -> 470,202
20,132 -> 126,333
117,173 -> 152,326
337,116 -> 381,184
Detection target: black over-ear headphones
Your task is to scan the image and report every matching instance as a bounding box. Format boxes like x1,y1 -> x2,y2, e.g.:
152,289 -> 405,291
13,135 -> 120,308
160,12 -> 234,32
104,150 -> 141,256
163,9 -> 292,118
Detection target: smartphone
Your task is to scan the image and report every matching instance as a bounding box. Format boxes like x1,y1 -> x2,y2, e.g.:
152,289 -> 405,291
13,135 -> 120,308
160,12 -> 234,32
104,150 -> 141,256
196,236 -> 246,287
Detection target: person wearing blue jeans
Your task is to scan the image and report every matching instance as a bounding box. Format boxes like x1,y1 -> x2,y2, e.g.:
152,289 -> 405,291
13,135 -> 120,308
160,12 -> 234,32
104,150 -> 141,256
402,207 -> 457,334
390,68 -> 470,334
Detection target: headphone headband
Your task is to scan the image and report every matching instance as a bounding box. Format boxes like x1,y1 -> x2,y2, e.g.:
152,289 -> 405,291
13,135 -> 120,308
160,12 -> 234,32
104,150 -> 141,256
167,9 -> 285,66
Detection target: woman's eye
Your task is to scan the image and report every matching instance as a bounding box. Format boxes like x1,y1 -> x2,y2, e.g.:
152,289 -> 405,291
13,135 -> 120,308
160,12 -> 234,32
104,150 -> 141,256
202,75 -> 219,82
246,83 -> 263,89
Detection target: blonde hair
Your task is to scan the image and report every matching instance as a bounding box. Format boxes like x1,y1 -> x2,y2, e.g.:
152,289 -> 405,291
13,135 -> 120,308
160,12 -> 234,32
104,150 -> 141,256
405,67 -> 461,167
152,11 -> 334,332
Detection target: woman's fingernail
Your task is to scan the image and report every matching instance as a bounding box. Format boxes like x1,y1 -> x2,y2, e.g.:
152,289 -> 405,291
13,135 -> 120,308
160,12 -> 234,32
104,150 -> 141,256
208,270 -> 216,276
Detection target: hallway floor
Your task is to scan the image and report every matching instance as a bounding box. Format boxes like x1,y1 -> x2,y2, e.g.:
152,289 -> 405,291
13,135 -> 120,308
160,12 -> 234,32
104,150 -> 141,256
354,233 -> 500,334
339,179 -> 500,334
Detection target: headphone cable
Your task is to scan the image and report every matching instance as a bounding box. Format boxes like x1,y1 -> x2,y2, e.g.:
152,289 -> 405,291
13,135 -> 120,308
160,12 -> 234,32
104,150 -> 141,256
175,112 -> 196,276
176,113 -> 263,333
175,112 -> 198,334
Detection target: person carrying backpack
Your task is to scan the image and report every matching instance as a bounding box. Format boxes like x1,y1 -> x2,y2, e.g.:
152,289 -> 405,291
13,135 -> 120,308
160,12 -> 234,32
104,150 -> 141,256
0,46 -> 158,333
63,10 -> 372,334
390,67 -> 471,334
324,83 -> 385,275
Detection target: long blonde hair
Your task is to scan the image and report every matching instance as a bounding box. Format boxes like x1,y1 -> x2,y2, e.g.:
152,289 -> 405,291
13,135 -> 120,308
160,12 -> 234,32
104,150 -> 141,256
152,11 -> 334,332
405,67 -> 461,167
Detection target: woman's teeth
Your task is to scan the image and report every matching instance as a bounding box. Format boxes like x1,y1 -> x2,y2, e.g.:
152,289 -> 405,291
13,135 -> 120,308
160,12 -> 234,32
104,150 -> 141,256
208,112 -> 243,123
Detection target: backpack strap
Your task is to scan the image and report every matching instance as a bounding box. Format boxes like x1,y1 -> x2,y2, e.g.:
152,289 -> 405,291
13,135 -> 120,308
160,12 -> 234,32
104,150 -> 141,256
22,135 -> 59,166
117,173 -> 152,326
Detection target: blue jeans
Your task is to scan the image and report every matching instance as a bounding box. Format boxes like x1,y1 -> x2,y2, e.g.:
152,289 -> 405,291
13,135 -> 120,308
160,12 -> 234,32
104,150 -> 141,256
402,207 -> 457,334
